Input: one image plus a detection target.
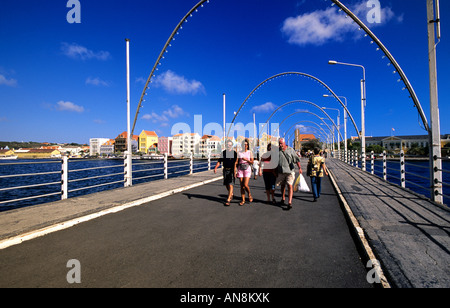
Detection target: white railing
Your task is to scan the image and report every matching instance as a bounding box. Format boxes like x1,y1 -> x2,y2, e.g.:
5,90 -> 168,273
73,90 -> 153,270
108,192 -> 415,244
0,154 -> 216,210
334,149 -> 449,204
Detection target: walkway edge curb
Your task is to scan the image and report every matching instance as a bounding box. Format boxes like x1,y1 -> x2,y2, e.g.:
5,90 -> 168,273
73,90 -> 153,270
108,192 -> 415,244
328,169 -> 391,288
0,176 -> 222,250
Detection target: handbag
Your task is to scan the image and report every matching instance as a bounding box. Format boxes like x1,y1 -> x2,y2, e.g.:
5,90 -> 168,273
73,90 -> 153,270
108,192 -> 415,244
297,174 -> 311,193
238,163 -> 249,171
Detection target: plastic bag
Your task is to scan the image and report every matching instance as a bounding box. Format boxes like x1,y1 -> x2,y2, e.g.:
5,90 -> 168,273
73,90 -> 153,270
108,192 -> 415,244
297,174 -> 310,193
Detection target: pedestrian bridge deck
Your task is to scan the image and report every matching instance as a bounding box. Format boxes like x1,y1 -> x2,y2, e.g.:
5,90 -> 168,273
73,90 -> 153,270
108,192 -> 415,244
0,158 -> 449,288
327,159 -> 450,288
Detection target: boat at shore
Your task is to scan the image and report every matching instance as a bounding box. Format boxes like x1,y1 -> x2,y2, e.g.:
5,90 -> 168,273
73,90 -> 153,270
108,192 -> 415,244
0,155 -> 18,160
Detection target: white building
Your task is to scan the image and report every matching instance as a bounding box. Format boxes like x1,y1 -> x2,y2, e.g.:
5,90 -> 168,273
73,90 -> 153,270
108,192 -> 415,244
90,138 -> 110,156
172,133 -> 201,157
200,135 -> 221,157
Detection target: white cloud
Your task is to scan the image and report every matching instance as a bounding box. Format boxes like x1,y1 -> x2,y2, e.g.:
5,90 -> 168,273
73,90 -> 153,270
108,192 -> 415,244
251,102 -> 277,113
0,74 -> 17,87
163,105 -> 186,118
55,101 -> 85,113
142,112 -> 169,123
86,77 -> 110,87
281,1 -> 401,46
153,70 -> 205,95
61,42 -> 111,61
142,105 -> 187,124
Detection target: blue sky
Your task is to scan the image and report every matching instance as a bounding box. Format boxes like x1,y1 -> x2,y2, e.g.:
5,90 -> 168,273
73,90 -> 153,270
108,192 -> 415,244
0,0 -> 449,144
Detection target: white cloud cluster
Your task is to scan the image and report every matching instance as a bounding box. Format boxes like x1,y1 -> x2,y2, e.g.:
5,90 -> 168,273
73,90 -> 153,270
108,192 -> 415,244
281,1 -> 401,46
251,102 -> 277,113
55,101 -> 85,113
61,42 -> 111,61
153,70 -> 205,95
142,105 -> 187,125
86,77 -> 110,87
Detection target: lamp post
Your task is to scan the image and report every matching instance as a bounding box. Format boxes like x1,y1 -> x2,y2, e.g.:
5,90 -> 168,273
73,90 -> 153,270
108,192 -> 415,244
324,95 -> 348,161
322,107 -> 340,155
329,60 -> 366,171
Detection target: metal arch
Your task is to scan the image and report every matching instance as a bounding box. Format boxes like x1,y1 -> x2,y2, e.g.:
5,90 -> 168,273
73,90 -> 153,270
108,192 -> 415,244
283,120 -> 329,139
330,0 -> 429,132
227,72 -> 360,140
131,0 -> 210,136
258,100 -> 345,141
276,111 -> 336,141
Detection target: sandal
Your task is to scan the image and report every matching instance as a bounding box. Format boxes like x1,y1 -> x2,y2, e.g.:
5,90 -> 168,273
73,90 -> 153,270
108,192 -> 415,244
249,195 -> 253,203
239,200 -> 245,206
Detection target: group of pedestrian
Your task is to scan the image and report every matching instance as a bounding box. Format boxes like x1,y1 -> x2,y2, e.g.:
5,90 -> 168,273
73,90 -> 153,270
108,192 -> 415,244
214,138 -> 328,208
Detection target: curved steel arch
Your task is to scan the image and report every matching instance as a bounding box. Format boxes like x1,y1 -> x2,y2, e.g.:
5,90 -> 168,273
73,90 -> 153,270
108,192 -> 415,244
131,0 -> 209,136
283,120 -> 329,139
330,0 -> 429,131
258,100 -> 345,141
227,72 -> 358,140
275,111 -> 336,142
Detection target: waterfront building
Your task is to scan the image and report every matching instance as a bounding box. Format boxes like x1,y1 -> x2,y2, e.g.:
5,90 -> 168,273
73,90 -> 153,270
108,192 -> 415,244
139,130 -> 158,154
89,138 -> 110,156
99,139 -> 115,156
294,132 -> 317,151
115,132 -> 138,153
358,134 -> 450,154
158,137 -> 172,156
200,135 -> 221,157
172,133 -> 201,157
16,149 -> 61,159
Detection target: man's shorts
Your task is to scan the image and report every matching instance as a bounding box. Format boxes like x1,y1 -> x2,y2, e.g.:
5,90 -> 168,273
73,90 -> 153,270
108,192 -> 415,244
276,172 -> 295,186
223,168 -> 234,186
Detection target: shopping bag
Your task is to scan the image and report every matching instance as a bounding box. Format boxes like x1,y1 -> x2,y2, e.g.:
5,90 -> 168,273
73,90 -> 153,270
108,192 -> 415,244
293,174 -> 300,192
297,174 -> 311,193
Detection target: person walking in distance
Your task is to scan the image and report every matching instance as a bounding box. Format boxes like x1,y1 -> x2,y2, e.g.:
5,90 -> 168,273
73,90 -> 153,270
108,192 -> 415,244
277,138 -> 302,209
259,143 -> 277,204
236,139 -> 254,205
214,139 -> 238,206
308,148 -> 329,202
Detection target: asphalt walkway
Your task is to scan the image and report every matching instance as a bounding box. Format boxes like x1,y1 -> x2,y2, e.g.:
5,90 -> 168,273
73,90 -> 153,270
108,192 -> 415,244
0,162 -> 371,288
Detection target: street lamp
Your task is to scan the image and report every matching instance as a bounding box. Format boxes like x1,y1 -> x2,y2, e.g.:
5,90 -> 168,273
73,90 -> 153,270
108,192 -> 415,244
322,107 -> 340,155
324,94 -> 348,161
329,60 -> 367,171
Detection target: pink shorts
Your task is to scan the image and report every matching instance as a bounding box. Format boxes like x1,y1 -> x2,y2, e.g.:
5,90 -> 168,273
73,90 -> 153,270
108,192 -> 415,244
237,167 -> 252,178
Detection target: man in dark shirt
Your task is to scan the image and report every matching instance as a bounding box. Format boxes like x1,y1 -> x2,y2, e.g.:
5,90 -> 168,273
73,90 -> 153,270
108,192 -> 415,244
214,139 -> 238,206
